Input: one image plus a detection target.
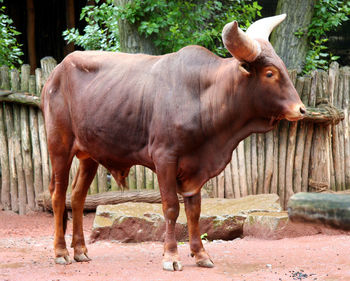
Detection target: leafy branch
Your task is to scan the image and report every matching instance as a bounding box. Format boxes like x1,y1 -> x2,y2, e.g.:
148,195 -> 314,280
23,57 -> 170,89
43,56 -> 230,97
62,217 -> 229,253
0,3 -> 23,68
297,0 -> 350,74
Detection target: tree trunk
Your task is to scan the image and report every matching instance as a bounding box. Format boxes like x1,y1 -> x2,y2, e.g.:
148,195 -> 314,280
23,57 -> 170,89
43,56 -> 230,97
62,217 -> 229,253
270,0 -> 315,72
26,0 -> 37,73
114,0 -> 160,55
64,0 -> 75,55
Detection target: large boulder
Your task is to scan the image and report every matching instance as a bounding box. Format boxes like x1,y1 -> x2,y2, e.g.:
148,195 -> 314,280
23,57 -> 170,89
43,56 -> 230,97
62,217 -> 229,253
90,194 -> 282,242
288,192 -> 350,230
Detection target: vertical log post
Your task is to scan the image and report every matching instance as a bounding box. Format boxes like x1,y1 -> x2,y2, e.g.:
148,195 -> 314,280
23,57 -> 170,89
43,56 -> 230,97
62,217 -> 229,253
20,65 -> 35,210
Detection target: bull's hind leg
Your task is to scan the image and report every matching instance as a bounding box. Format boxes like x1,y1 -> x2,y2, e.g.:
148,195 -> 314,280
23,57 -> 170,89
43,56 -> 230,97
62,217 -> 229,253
184,193 -> 214,268
50,154 -> 74,265
70,158 -> 98,262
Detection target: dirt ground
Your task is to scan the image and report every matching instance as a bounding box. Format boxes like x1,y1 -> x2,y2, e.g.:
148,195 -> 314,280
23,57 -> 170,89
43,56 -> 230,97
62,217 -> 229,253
1,210 -> 350,281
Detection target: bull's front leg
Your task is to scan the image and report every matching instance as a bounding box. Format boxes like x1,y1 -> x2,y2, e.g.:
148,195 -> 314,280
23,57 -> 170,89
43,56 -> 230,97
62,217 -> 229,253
184,193 -> 214,268
156,162 -> 183,271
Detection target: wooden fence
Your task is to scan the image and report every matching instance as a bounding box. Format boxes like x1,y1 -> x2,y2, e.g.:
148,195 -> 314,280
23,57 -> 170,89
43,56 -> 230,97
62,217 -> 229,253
0,57 -> 348,214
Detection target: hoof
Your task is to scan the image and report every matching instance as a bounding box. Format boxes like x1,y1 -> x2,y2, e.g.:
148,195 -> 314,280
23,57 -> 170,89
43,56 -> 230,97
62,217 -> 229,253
55,255 -> 72,265
162,261 -> 183,271
196,258 -> 214,268
74,253 -> 91,262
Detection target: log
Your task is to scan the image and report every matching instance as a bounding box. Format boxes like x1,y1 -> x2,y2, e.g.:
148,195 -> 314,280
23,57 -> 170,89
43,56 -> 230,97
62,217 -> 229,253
288,192 -> 350,230
217,170 -> 225,198
263,131 -> 274,194
38,111 -> 50,191
37,190 -> 184,211
251,134 -> 258,194
0,90 -> 41,107
29,107 -> 43,203
270,128 -> 279,194
97,166 -> 108,192
21,107 -> 35,211
303,104 -> 344,125
244,136 -> 252,195
237,141 -> 248,196
0,103 -> 10,210
231,149 -> 240,198
278,120 -> 288,207
136,165 -> 145,190
224,160 -> 234,198
257,134 -> 265,194
4,104 -> 18,212
342,67 -> 350,187
145,167 -> 153,189
329,63 -> 342,191
13,104 -> 27,215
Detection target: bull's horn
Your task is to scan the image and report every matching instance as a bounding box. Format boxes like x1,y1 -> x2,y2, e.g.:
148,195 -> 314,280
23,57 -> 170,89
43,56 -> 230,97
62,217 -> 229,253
222,21 -> 261,62
246,14 -> 286,41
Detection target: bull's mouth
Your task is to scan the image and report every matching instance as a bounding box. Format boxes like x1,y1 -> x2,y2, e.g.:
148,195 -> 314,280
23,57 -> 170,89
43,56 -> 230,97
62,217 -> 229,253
285,116 -> 305,122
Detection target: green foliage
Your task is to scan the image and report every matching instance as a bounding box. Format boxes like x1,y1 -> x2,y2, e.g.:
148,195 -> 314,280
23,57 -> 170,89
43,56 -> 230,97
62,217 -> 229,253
63,0 -> 261,57
0,3 -> 23,68
297,0 -> 350,74
63,0 -> 119,51
119,0 -> 262,56
200,232 -> 208,241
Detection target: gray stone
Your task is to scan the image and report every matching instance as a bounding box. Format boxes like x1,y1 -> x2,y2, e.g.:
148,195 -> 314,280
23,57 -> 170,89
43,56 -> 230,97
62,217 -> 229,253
288,192 -> 350,230
243,211 -> 289,239
90,194 -> 282,242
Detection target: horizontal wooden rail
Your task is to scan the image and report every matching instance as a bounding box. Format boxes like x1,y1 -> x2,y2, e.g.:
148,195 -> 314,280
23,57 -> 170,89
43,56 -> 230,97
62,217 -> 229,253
0,90 -> 41,107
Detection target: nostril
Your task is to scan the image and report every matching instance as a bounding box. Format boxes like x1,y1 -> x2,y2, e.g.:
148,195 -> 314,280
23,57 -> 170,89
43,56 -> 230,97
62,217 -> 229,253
299,107 -> 306,115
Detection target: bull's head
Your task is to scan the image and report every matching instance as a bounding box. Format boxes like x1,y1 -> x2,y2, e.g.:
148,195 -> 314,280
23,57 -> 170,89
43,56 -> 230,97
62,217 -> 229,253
222,14 -> 306,123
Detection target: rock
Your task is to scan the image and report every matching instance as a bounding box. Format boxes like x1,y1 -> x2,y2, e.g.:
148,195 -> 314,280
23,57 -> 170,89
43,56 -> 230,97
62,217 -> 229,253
90,194 -> 282,243
288,192 -> 350,230
243,211 -> 289,239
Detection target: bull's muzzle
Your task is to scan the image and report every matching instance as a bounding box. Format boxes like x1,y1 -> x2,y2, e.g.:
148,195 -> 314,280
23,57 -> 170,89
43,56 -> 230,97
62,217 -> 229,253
285,104 -> 306,121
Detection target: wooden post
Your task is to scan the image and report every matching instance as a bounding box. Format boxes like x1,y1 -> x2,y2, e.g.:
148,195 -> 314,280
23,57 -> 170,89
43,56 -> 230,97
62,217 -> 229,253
4,104 -> 18,212
217,170 -> 225,198
244,136 -> 252,195
97,166 -> 108,192
224,161 -> 234,198
237,141 -> 248,196
271,128 -> 279,194
278,120 -> 289,207
251,134 -> 258,194
145,167 -> 153,189
13,105 -> 27,215
293,78 -> 307,193
329,63 -> 342,191
20,65 -> 35,210
263,131 -> 274,194
128,166 -> 137,189
342,67 -> 350,187
285,74 -> 303,203
231,149 -> 240,198
136,165 -> 145,190
257,133 -> 265,194
0,103 -> 10,210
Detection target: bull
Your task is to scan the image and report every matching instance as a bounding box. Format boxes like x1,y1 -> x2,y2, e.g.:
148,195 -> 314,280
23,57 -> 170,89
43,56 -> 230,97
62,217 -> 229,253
41,14 -> 306,271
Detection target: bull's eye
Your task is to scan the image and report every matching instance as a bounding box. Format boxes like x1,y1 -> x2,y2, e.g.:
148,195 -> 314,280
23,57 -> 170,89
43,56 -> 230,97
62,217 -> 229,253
266,71 -> 273,78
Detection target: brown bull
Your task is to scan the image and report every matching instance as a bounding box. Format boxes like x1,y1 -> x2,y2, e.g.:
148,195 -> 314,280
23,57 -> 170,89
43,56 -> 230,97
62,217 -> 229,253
41,14 -> 305,271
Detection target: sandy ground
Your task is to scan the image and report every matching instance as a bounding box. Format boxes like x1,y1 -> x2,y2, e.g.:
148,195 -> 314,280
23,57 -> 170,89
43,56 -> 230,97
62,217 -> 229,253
1,210 -> 350,281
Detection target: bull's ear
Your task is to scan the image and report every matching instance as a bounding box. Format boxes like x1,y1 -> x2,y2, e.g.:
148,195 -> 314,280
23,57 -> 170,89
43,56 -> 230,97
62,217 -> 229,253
222,21 -> 261,62
239,62 -> 251,76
